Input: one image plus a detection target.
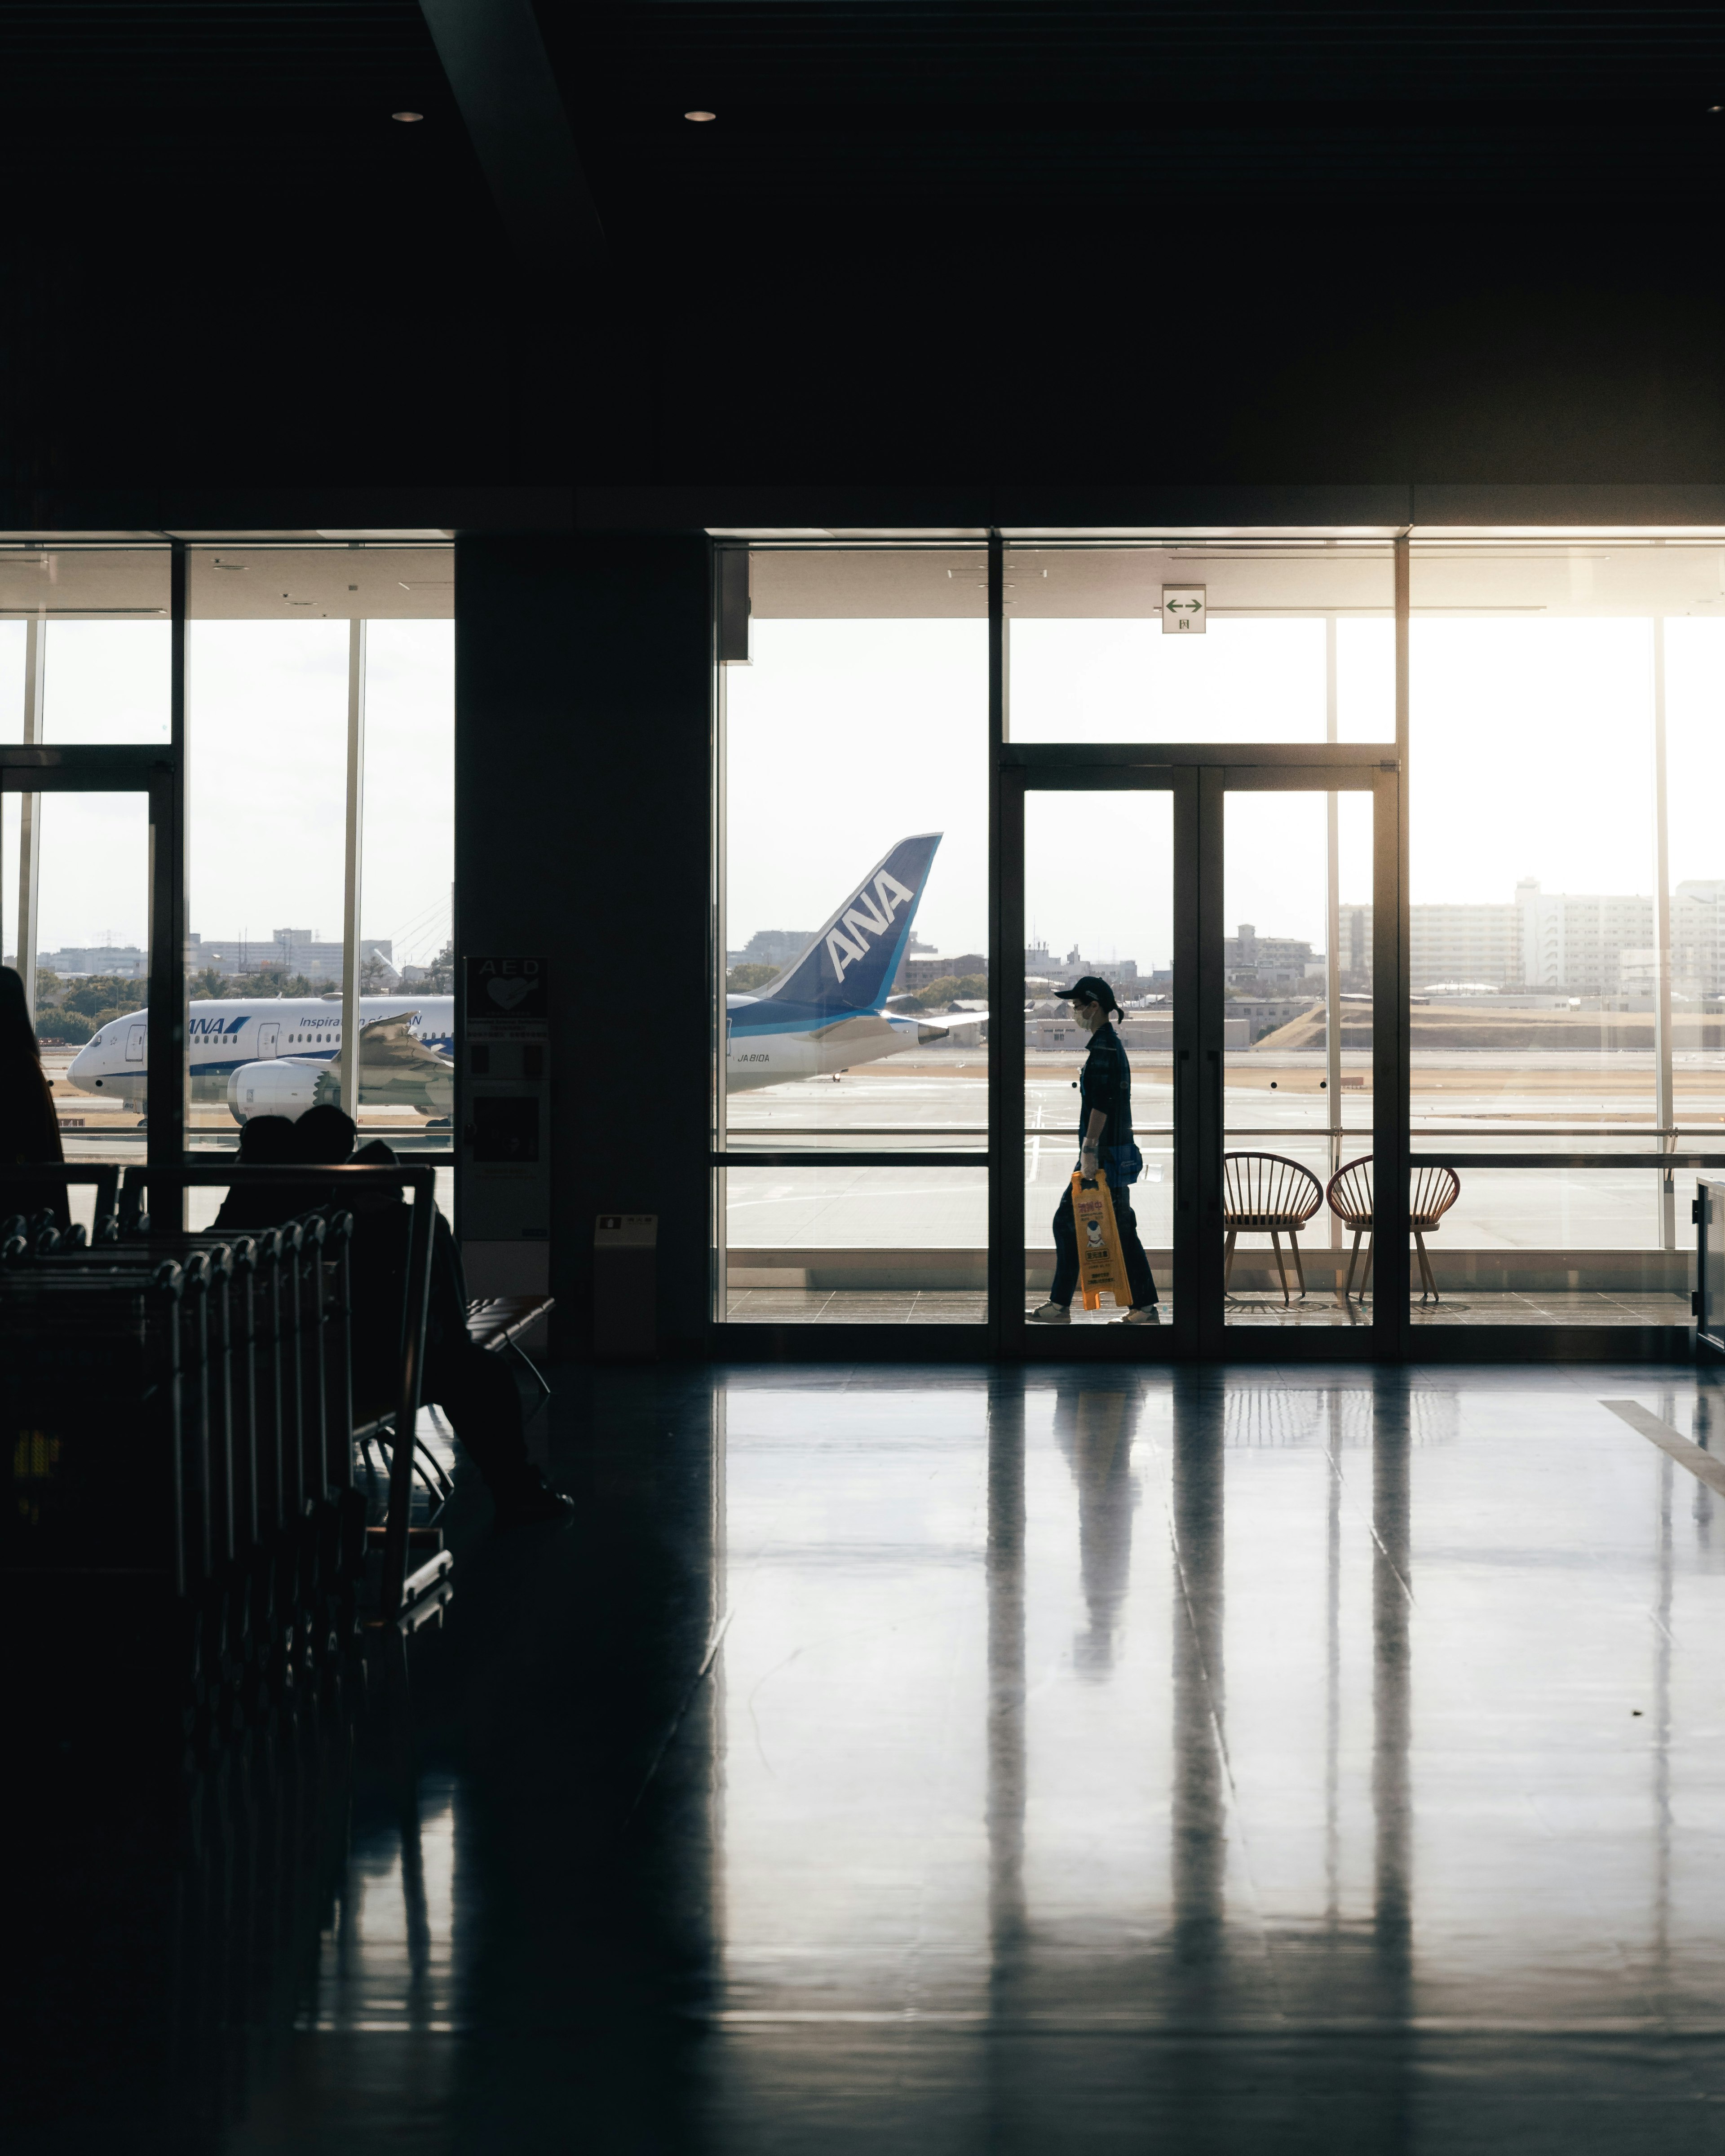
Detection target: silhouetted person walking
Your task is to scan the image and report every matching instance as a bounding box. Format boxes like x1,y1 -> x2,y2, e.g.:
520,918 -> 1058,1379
1028,974 -> 1159,1326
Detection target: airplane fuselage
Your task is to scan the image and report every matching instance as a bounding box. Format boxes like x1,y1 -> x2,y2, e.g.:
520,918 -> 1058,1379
725,996 -> 929,1089
66,996 -> 456,1103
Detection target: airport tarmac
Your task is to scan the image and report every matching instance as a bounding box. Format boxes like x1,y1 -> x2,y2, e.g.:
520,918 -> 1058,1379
724,1055 -> 1725,1252
721,1053 -> 1722,1325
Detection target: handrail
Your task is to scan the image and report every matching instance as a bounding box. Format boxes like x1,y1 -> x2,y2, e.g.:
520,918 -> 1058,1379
1410,1152 -> 1725,1170
724,1130 -> 1707,1147
119,1162 -> 438,1619
0,1162 -> 122,1226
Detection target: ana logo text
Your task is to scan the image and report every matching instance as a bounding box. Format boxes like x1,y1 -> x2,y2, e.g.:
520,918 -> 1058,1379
825,870 -> 915,983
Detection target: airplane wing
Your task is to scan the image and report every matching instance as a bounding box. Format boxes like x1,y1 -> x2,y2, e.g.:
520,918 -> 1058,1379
913,1010 -> 988,1043
357,1009 -> 454,1074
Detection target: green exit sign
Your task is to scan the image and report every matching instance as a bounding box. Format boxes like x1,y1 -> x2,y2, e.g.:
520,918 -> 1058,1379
1162,584 -> 1206,634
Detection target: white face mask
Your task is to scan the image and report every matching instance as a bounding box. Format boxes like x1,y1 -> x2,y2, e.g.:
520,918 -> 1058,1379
1074,998 -> 1107,1035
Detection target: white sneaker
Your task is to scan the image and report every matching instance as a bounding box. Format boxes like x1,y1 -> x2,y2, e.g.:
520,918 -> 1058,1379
1122,1305 -> 1161,1325
1027,1301 -> 1071,1325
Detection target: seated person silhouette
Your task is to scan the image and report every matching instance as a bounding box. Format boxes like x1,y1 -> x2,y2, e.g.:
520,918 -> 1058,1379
211,1113 -> 303,1229
218,1104 -> 571,1528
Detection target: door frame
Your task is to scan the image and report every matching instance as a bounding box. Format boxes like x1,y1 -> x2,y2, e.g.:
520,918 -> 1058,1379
993,743 -> 1408,1361
0,744 -> 185,1171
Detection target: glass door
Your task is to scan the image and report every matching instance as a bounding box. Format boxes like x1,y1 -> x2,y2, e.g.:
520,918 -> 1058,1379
1020,778 -> 1185,1340
1212,767 -> 1389,1349
1000,749 -> 1403,1358
0,750 -> 175,1230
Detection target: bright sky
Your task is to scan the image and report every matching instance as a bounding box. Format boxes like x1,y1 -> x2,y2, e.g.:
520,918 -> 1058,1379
6,603 -> 1719,981
726,614 -> 1725,971
0,619 -> 453,967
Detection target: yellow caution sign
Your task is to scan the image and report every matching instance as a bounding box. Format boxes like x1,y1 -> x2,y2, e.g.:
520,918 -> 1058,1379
1070,1169 -> 1132,1312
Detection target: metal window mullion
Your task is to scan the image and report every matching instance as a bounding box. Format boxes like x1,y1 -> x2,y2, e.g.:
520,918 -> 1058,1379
1651,615 -> 1676,1250
340,618 -> 367,1117
712,547 -> 731,1326
1325,614 -> 1342,1248
16,619 -> 44,1013
1170,766 -> 1203,1347
1376,535 -> 1412,1349
1194,768 -> 1225,1354
147,543 -> 188,1208
988,534 -> 1019,1355
713,1152 -> 990,1170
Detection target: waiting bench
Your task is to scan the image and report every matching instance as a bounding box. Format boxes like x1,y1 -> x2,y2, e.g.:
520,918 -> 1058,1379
357,1294 -> 555,1515
467,1292 -> 553,1402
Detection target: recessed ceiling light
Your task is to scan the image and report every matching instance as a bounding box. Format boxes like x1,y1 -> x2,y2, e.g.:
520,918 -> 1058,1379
393,110 -> 424,123
685,110 -> 716,122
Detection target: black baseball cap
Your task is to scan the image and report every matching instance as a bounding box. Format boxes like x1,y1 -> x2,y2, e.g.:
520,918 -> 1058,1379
1055,974 -> 1121,1014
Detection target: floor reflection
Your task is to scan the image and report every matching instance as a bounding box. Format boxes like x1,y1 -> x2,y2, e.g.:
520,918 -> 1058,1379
1052,1377 -> 1141,1676
22,1365 -> 1725,2152
300,1773 -> 460,2036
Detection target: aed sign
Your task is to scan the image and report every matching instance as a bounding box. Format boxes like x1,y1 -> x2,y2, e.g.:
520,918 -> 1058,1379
1162,584 -> 1206,634
471,956 -> 544,1022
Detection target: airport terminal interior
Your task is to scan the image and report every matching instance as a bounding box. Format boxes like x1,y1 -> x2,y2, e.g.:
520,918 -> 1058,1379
13,4 -> 1725,2152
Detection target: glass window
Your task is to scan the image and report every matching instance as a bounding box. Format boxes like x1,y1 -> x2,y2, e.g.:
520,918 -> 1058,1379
0,546 -> 171,742
1223,786 -> 1375,1330
718,546 -> 988,1322
182,547 -> 454,1197
1004,542 -> 1394,744
721,1167 -> 987,1322
1406,539 -> 1718,1328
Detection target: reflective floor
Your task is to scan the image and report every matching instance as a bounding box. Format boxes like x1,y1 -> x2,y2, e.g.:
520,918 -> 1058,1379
15,1361 -> 1725,2151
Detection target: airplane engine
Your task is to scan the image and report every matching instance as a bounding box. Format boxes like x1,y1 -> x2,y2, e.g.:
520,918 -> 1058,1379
227,1059 -> 339,1124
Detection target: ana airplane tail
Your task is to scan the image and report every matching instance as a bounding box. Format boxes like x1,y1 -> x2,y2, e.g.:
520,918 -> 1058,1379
755,833 -> 942,1018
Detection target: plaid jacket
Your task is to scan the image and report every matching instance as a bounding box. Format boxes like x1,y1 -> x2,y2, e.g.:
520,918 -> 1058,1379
1077,1021 -> 1133,1152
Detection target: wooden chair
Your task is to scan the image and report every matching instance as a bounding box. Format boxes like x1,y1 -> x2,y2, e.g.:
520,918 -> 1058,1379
1221,1152 -> 1324,1304
1325,1157 -> 1461,1302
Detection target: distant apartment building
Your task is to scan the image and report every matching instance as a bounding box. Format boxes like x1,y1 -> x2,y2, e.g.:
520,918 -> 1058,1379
905,950 -> 986,991
1337,904 -> 1371,983
1418,903 -> 1524,989
1026,945 -> 1141,988
188,930 -> 392,978
1338,880 -> 1725,998
729,926 -> 816,971
1671,880 -> 1725,997
37,944 -> 147,978
1340,900 -> 1524,991
1224,924 -> 1313,990
1515,880 -> 1651,994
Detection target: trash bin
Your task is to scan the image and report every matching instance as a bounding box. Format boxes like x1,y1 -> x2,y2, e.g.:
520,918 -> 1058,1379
593,1213 -> 657,1360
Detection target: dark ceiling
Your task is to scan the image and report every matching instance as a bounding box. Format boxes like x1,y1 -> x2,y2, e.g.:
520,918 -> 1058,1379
2,3 -> 1723,499
562,3 -> 1725,229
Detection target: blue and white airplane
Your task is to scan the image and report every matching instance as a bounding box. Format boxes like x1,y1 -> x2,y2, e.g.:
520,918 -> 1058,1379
66,997 -> 455,1122
727,832 -> 982,1089
63,835 -> 964,1118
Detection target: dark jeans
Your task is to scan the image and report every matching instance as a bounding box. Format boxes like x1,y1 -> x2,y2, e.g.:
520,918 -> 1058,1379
1050,1178 -> 1158,1309
361,1341 -> 534,1497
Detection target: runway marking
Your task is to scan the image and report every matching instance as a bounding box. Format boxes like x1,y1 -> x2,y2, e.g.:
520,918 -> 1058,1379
1601,1399 -> 1725,1499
